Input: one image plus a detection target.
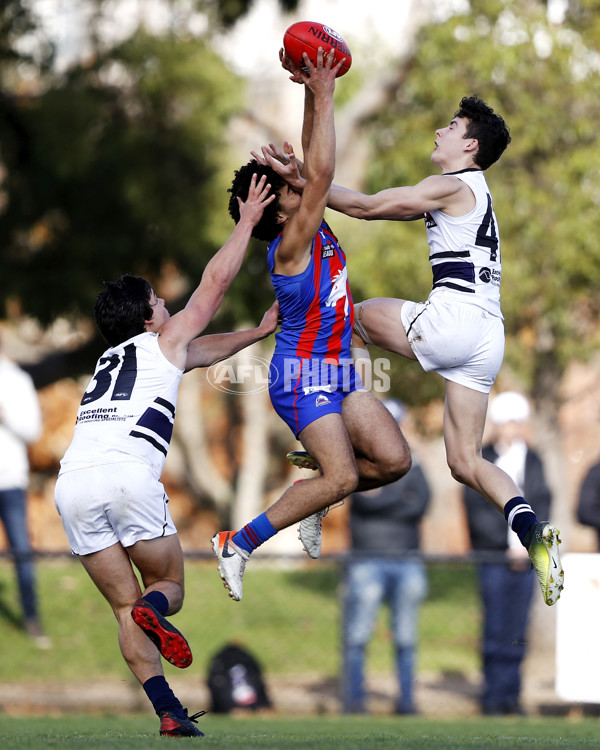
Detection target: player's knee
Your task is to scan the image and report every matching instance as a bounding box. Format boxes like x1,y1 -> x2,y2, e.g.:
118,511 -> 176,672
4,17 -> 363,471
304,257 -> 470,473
333,466 -> 359,500
352,302 -> 373,346
167,598 -> 183,616
379,442 -> 412,483
447,453 -> 474,486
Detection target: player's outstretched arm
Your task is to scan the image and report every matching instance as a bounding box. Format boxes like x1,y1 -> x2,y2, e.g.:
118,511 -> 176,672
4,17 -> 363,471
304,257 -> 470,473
184,300 -> 279,371
327,175 -> 466,222
275,49 -> 344,271
158,174 -> 275,369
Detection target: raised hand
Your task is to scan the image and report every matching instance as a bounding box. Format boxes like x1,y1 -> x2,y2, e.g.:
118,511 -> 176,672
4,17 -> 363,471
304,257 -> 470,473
237,173 -> 275,225
253,143 -> 305,193
279,46 -> 304,84
300,47 -> 345,93
257,300 -> 280,336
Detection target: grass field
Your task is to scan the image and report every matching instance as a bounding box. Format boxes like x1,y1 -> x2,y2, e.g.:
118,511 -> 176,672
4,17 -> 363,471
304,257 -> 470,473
2,714 -> 600,749
1,556 -> 586,749
0,556 -> 480,683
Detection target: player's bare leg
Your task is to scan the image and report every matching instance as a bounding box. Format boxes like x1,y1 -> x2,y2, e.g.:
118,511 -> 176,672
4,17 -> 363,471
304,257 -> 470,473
342,388 -> 411,490
442,380 -> 518,512
268,413 -> 360,529
442,380 -> 563,605
213,413 -> 361,598
80,536 -> 189,680
353,298 -> 418,361
293,388 -> 411,558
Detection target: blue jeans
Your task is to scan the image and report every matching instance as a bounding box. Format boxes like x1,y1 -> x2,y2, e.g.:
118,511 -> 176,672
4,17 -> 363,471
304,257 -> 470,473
341,557 -> 428,713
0,487 -> 39,621
478,561 -> 534,713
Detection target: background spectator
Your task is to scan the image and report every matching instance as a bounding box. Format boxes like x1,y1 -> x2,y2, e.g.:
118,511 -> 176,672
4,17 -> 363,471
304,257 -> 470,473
0,331 -> 49,648
463,390 -> 551,715
341,398 -> 431,715
576,458 -> 600,549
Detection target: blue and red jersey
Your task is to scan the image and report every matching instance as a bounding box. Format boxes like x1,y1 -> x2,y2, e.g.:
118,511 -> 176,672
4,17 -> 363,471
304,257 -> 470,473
267,221 -> 354,363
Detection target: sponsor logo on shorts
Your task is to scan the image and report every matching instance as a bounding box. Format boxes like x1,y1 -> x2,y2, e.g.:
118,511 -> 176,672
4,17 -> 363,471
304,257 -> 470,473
316,394 -> 331,407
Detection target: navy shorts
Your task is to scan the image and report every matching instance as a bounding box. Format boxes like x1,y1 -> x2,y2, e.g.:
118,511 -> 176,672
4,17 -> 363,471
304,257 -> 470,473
269,354 -> 362,438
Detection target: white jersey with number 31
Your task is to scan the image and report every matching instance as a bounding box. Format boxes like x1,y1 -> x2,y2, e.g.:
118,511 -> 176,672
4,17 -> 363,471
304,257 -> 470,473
424,169 -> 502,319
59,332 -> 183,480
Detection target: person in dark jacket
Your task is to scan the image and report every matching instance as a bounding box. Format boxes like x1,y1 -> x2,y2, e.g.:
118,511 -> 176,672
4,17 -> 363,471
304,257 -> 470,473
463,391 -> 551,716
576,461 -> 600,549
341,399 -> 431,715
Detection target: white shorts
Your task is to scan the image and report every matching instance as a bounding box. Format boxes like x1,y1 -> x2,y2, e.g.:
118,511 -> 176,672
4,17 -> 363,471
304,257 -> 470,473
54,462 -> 177,555
400,296 -> 504,394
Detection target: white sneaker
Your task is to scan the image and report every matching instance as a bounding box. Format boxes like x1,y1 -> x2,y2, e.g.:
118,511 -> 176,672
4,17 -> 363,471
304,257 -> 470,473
211,531 -> 250,601
298,509 -> 329,559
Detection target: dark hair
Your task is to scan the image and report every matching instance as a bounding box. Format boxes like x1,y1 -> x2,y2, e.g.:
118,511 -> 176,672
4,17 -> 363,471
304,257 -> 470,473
228,160 -> 286,242
455,95 -> 511,170
94,274 -> 153,346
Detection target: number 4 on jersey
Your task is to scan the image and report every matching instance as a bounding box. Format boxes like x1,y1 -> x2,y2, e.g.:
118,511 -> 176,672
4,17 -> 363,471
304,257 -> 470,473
475,194 -> 499,262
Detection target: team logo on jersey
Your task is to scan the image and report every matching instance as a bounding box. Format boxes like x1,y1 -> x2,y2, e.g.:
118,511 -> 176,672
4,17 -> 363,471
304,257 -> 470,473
321,242 -> 335,258
315,394 -> 331,407
424,212 -> 437,228
325,267 -> 349,317
479,267 -> 491,283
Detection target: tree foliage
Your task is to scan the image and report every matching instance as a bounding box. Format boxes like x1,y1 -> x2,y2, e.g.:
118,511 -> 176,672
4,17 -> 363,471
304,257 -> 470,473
0,0 -> 299,329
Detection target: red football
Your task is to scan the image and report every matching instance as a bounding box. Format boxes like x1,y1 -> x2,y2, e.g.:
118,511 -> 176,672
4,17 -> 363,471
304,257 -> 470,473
283,21 -> 352,78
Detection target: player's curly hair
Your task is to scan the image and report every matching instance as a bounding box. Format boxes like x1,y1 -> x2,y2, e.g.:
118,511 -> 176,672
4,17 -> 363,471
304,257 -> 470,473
228,160 -> 286,242
455,95 -> 511,170
94,274 -> 153,346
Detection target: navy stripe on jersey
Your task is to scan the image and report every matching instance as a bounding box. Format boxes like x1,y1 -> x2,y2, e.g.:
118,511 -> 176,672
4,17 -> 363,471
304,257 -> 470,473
434,280 -> 475,293
128,397 -> 175,455
432,261 -> 475,287
136,408 -> 174,443
130,430 -> 168,456
430,249 -> 471,260
155,396 -> 176,418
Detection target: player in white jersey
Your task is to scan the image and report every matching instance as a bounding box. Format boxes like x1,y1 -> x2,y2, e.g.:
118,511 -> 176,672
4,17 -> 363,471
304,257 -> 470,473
260,96 -> 563,607
54,174 -> 277,737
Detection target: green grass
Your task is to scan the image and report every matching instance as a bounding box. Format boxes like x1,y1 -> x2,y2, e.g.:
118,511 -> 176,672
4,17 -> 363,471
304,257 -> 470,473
0,557 -> 480,683
0,560 -> 590,748
1,715 -> 600,749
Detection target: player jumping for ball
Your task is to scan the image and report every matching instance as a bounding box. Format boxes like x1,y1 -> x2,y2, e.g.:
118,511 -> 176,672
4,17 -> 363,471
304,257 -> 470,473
211,47 -> 411,601
260,95 -> 564,607
54,175 -> 278,737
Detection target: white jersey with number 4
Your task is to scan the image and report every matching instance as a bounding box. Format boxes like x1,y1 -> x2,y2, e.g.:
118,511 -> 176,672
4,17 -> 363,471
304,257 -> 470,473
424,169 -> 502,319
59,332 -> 183,480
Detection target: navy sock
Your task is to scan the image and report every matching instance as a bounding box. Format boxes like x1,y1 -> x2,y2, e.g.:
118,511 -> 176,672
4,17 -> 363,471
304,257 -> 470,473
143,675 -> 184,718
143,590 -> 169,616
233,512 -> 277,554
504,496 -> 537,546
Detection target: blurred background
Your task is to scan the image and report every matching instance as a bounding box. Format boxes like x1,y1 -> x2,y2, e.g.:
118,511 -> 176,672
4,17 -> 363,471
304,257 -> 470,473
1,0 -> 600,719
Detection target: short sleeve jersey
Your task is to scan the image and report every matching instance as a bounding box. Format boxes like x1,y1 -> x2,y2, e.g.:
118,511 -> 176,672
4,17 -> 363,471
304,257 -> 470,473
267,221 -> 354,362
59,332 -> 183,480
424,169 -> 502,318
